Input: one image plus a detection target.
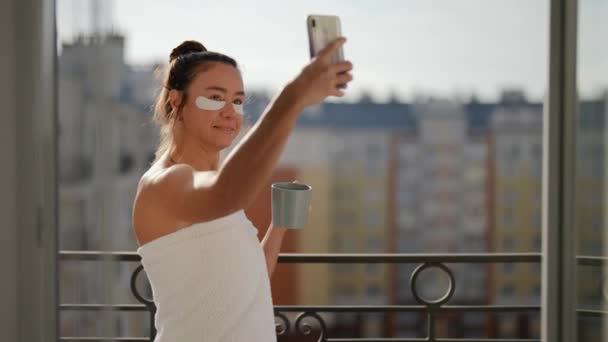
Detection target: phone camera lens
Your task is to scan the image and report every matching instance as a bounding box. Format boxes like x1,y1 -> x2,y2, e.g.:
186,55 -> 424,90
311,19 -> 316,27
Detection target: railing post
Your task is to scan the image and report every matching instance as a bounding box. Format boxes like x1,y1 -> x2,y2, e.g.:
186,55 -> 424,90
427,312 -> 435,341
149,308 -> 156,341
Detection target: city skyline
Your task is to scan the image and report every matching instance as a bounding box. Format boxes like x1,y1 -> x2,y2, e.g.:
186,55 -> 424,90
58,0 -> 608,102
58,0 -> 554,103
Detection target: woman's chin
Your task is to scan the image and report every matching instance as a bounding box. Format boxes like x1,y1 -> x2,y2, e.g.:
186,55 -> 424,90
205,132 -> 237,150
211,138 -> 236,151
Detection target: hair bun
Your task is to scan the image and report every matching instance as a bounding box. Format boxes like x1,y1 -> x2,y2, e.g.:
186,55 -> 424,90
169,40 -> 207,62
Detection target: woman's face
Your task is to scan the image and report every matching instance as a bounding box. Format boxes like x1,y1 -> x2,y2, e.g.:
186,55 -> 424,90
179,63 -> 245,151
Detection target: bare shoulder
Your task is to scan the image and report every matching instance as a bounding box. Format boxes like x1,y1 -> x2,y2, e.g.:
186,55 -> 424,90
132,163 -> 219,245
141,163 -> 194,191
132,163 -> 195,245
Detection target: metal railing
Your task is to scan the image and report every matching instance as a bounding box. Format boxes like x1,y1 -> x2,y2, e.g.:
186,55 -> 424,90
58,251 -> 606,341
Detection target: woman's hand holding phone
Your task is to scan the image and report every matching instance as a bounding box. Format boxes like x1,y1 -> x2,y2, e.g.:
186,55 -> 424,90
287,37 -> 354,108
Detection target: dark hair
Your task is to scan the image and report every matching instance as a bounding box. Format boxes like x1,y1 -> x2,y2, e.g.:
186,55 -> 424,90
152,40 -> 239,161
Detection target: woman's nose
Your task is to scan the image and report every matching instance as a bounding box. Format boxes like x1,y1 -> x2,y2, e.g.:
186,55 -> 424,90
220,104 -> 237,118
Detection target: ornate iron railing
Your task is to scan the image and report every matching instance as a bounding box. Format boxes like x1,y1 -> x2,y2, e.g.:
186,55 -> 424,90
58,251 -> 607,341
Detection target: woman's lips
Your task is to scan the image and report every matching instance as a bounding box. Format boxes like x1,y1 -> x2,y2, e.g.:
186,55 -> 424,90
213,125 -> 235,133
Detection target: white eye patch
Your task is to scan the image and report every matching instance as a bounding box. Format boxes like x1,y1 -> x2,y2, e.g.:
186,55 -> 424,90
195,96 -> 244,115
195,96 -> 224,111
233,103 -> 244,115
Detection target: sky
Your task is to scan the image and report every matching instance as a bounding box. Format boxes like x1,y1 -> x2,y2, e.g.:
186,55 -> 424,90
57,0 -> 606,102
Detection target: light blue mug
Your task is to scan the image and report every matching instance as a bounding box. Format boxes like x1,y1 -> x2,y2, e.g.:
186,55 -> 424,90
271,182 -> 312,229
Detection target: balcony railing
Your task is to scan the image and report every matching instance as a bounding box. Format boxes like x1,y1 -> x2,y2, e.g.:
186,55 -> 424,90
58,251 -> 606,342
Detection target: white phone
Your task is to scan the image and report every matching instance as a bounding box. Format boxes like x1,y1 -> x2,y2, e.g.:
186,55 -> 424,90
306,15 -> 345,64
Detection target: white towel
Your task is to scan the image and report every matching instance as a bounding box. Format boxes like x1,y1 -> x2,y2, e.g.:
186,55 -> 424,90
137,210 -> 277,341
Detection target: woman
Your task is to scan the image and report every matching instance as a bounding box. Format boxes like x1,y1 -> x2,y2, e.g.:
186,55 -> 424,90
132,38 -> 353,341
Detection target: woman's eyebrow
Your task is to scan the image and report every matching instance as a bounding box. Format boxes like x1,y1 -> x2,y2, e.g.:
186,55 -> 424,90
205,86 -> 245,96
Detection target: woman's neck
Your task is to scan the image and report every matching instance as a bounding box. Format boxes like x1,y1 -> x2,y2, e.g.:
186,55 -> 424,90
170,141 -> 219,171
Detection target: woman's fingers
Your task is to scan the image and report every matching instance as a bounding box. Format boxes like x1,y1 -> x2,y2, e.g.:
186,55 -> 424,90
336,72 -> 353,85
328,63 -> 353,93
331,61 -> 354,74
331,88 -> 346,97
316,37 -> 347,63
290,37 -> 352,106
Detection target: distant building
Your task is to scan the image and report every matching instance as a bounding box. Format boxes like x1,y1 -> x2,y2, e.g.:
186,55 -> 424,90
58,34 -> 158,337
489,97 -> 543,338
274,98 -> 504,338
575,95 -> 607,342
392,100 -> 490,337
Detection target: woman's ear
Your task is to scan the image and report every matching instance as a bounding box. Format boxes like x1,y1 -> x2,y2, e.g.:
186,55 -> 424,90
168,89 -> 183,115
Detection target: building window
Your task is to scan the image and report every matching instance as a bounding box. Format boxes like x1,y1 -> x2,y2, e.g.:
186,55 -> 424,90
367,237 -> 383,252
503,237 -> 515,251
335,264 -> 355,273
508,144 -> 520,161
532,235 -> 542,251
465,166 -> 485,183
463,312 -> 486,326
335,212 -> 356,226
366,285 -> 381,297
398,211 -> 414,230
366,213 -> 383,228
367,143 -> 382,159
114,317 -> 123,336
532,213 -> 542,229
336,285 -> 356,297
334,237 -> 357,251
118,151 -> 134,174
532,159 -> 542,176
531,143 -> 542,160
503,208 -> 515,227
532,284 -> 541,297
499,316 -> 517,335
531,263 -> 541,275
502,284 -> 515,297
398,190 -> 414,206
366,264 -> 381,275
366,189 -> 383,203
503,191 -> 517,207
366,162 -> 383,178
334,187 -> 352,201
592,217 -> 604,232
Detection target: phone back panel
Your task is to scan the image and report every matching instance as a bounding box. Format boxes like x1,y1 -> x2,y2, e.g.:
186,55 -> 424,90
307,15 -> 344,64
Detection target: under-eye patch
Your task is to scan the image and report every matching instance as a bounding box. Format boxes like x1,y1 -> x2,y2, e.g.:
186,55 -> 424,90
195,96 -> 244,115
195,96 -> 225,111
232,103 -> 244,115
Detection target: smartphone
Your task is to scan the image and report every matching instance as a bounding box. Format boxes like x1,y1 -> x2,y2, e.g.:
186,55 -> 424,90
306,15 -> 345,64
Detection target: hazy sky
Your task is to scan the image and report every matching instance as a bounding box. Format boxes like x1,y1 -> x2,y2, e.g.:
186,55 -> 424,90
58,0 -> 606,102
